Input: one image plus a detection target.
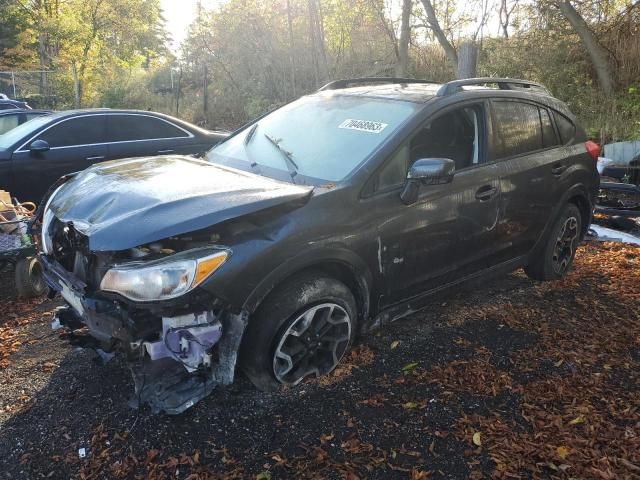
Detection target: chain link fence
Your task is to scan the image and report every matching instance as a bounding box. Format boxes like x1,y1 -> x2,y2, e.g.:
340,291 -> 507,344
0,70 -> 61,108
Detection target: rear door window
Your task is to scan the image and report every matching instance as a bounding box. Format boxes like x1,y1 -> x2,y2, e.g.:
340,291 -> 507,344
34,116 -> 108,148
108,115 -> 189,142
539,108 -> 559,148
492,101 -> 543,158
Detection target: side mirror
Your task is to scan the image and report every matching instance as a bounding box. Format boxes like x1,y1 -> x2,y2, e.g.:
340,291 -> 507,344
29,139 -> 50,153
400,158 -> 455,205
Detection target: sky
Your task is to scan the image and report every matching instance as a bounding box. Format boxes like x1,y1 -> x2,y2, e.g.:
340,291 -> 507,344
160,0 -> 225,51
159,0 -> 504,53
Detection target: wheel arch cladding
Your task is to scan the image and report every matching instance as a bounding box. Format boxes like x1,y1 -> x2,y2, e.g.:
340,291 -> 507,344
243,259 -> 371,333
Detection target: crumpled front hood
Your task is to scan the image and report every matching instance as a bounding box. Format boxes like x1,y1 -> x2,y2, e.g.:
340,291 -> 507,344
47,155 -> 313,251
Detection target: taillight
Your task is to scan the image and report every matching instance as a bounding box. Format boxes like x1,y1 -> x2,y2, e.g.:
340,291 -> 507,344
585,141 -> 600,160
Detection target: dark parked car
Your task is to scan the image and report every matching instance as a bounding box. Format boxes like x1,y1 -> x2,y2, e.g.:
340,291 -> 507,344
0,109 -> 51,135
0,99 -> 31,110
0,109 -> 229,202
38,78 -> 599,413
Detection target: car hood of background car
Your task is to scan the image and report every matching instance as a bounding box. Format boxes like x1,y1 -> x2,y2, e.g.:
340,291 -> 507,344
47,155 -> 314,251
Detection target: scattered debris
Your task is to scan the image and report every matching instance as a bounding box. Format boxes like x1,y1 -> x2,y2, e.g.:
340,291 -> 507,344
587,225 -> 640,245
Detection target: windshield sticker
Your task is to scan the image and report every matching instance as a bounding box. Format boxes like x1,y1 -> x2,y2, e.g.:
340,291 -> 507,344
339,119 -> 388,134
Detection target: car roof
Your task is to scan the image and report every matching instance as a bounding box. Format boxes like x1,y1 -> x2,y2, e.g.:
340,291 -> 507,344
315,83 -> 442,103
0,108 -> 51,115
313,77 -> 556,105
44,108 -> 168,118
34,109 -> 219,135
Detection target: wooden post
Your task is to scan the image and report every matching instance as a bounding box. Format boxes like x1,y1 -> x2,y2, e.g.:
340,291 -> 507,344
456,40 -> 478,79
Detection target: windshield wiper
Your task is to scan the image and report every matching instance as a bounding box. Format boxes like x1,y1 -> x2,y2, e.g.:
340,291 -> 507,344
244,123 -> 259,145
263,133 -> 299,183
242,123 -> 260,171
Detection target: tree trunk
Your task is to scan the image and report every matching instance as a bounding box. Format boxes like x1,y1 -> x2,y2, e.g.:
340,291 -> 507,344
456,40 -> 478,79
308,0 -> 328,86
71,62 -> 81,108
419,0 -> 458,73
286,0 -> 296,97
498,0 -> 509,38
38,33 -> 48,96
395,0 -> 412,77
557,0 -> 615,96
377,2 -> 400,66
203,63 -> 208,125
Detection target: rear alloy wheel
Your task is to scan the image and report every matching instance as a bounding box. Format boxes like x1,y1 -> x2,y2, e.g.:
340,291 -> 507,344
524,203 -> 582,281
272,302 -> 352,385
551,215 -> 579,275
240,272 -> 357,391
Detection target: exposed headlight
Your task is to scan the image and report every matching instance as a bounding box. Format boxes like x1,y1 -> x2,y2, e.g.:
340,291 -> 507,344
100,249 -> 229,301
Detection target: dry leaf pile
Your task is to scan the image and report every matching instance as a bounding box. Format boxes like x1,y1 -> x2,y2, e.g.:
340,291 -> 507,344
2,242 -> 639,480
0,296 -> 51,369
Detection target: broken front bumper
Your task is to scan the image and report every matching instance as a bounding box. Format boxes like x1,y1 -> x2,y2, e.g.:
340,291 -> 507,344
40,255 -> 248,414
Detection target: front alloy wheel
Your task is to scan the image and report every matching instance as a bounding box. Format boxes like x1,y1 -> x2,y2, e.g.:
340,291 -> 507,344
272,303 -> 352,385
239,272 -> 357,391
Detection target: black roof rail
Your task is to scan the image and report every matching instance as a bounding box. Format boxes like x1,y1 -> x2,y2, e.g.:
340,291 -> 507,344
436,77 -> 550,96
318,77 -> 437,91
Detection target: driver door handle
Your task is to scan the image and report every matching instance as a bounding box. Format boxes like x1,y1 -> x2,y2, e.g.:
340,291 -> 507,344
86,155 -> 105,161
475,185 -> 498,201
158,149 -> 175,154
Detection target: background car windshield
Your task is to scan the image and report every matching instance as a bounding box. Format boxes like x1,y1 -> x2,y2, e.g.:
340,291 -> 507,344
206,94 -> 419,183
0,114 -> 52,149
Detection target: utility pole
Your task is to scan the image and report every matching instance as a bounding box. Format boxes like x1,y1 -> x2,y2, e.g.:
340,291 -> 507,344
203,63 -> 209,126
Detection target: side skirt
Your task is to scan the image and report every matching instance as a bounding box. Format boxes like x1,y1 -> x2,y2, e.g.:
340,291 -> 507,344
365,255 -> 528,332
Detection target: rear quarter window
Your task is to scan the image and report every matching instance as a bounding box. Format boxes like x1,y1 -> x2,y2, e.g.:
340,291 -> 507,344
552,111 -> 576,144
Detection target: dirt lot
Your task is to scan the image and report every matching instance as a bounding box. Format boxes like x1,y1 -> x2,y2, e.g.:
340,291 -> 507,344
0,242 -> 638,480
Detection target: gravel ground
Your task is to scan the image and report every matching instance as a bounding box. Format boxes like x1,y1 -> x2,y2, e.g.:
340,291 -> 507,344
0,242 -> 638,479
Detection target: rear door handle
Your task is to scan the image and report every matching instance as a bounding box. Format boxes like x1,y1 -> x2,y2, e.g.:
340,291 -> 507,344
475,185 -> 498,201
158,149 -> 175,154
86,155 -> 105,161
551,163 -> 567,175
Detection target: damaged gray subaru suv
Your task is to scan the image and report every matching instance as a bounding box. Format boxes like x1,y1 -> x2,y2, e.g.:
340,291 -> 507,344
37,77 -> 600,413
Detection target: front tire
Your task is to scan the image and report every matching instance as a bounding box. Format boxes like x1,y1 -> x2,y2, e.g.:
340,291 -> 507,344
525,203 -> 582,281
240,272 -> 357,391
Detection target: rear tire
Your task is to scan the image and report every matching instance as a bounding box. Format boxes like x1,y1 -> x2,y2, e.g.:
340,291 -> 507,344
240,272 -> 357,391
525,203 -> 582,281
15,256 -> 46,298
